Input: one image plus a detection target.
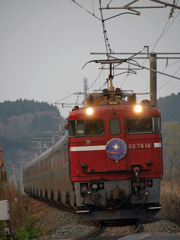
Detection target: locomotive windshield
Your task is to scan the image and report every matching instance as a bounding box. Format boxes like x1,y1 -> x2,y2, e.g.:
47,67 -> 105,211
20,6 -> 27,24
126,117 -> 161,134
69,119 -> 104,136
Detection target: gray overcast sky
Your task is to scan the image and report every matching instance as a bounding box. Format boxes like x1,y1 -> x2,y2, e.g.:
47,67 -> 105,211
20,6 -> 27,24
0,0 -> 180,117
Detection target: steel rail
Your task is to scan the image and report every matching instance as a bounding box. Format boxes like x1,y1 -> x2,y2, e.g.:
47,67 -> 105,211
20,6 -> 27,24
131,221 -> 143,234
77,222 -> 104,239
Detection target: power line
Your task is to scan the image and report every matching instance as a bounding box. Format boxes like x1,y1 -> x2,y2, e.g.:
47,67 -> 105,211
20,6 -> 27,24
99,0 -> 112,53
151,19 -> 170,52
168,59 -> 180,66
88,67 -> 104,90
157,65 -> 180,91
149,11 -> 180,51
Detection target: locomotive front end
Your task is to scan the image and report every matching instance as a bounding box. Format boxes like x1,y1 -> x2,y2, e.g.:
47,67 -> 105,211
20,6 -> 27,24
68,91 -> 163,220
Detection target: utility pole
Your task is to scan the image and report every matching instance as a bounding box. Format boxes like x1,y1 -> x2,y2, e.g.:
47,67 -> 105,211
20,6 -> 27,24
150,53 -> 157,107
83,77 -> 88,101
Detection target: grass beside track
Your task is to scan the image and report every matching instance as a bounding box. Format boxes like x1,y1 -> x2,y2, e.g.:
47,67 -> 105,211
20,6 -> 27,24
0,183 -> 42,240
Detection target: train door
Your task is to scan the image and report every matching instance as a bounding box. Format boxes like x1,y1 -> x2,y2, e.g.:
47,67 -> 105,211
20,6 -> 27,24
105,111 -> 127,171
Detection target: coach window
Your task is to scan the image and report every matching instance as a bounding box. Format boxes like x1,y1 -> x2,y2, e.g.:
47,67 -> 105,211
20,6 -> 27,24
110,118 -> 121,135
40,161 -> 43,173
45,159 -> 48,172
33,166 -> 35,175
36,164 -> 38,174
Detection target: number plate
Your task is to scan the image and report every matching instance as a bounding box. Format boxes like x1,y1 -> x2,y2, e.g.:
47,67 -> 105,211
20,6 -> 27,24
129,143 -> 151,149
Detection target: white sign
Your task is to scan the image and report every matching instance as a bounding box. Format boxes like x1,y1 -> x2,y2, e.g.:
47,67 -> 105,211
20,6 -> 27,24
0,200 -> 10,220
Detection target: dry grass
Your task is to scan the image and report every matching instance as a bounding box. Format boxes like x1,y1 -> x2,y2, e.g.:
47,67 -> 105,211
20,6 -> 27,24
162,171 -> 180,185
0,182 -> 41,239
158,176 -> 180,225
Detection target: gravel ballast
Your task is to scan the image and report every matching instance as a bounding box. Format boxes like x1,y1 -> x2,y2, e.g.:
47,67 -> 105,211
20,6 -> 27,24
30,199 -> 180,240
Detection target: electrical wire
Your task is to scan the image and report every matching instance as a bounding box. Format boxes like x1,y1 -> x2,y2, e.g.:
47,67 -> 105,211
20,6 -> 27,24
149,2 -> 180,51
157,11 -> 180,39
141,65 -> 167,93
150,18 -> 170,52
88,67 -> 104,90
73,1 -> 180,96
140,6 -> 179,75
99,80 -> 107,90
71,0 -> 101,21
157,65 -> 180,91
99,0 -> 112,53
120,75 -> 128,88
92,0 -> 94,15
54,93 -> 74,104
167,59 -> 180,67
107,0 -> 113,8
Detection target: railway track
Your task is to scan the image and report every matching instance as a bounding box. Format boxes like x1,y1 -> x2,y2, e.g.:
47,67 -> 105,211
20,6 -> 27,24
76,220 -> 143,239
27,195 -> 145,239
77,222 -> 104,239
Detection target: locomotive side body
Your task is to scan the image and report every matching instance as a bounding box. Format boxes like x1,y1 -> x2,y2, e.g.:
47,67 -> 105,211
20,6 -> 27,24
68,99 -> 163,220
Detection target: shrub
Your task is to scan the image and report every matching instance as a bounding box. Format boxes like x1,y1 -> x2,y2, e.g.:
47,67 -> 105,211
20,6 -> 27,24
0,184 -> 42,239
158,177 -> 180,225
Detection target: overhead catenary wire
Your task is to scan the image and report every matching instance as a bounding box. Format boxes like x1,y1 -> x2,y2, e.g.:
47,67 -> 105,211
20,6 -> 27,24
141,65 -> 167,93
87,67 -> 104,90
168,59 -> 180,66
54,93 -> 74,104
71,0 -> 101,21
99,0 -> 112,54
72,1 -> 180,98
139,4 -> 180,93
120,75 -> 128,88
150,18 -> 170,52
148,3 -> 180,51
127,60 -> 180,81
157,65 -> 180,91
157,10 -> 180,39
114,74 -> 128,86
92,0 -> 95,15
139,8 -> 180,93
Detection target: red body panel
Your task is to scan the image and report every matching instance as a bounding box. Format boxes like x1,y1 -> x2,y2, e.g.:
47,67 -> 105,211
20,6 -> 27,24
69,104 -> 163,182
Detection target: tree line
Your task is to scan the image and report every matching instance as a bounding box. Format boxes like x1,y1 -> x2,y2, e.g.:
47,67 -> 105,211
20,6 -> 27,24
0,99 -> 59,123
157,92 -> 180,123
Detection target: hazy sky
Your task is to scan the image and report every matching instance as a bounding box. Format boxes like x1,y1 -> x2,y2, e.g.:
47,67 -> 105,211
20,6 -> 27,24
1,0 -> 180,117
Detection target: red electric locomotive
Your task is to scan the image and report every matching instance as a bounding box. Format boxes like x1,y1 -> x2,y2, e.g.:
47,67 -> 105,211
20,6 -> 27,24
68,87 -> 163,220
23,81 -> 163,221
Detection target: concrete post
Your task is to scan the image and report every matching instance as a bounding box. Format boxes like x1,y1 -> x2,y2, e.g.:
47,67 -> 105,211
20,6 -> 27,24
150,53 -> 157,107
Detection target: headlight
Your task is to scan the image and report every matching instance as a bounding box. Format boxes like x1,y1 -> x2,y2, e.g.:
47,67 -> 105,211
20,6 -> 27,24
86,107 -> 93,115
134,105 -> 142,113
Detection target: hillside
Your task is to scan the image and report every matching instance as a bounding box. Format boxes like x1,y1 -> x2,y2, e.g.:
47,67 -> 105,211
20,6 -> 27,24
0,99 -> 61,172
157,92 -> 180,123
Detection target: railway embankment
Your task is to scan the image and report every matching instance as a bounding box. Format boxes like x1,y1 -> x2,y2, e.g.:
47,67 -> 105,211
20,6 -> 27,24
31,200 -> 180,240
1,177 -> 180,240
